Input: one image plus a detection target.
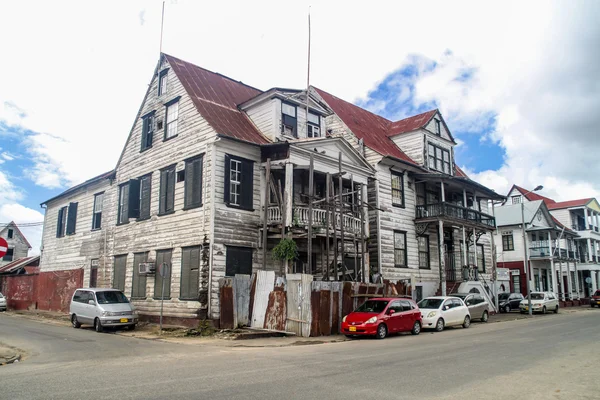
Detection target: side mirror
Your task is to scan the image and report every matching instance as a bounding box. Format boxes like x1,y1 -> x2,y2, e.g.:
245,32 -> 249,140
444,305 -> 450,311
88,300 -> 96,306
387,308 -> 396,315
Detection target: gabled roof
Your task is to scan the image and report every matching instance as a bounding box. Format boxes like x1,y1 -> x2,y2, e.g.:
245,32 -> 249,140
313,87 -> 418,165
388,110 -> 438,137
41,170 -> 115,206
455,165 -> 468,178
1,221 -> 32,249
547,198 -> 594,210
163,54 -> 270,145
551,216 -> 577,234
495,200 -> 544,226
0,256 -> 39,274
512,185 -> 556,205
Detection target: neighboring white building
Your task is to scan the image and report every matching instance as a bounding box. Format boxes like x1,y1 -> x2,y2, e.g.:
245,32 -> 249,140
0,222 -> 32,266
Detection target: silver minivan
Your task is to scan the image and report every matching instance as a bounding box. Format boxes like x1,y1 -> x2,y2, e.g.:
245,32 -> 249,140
70,288 -> 138,332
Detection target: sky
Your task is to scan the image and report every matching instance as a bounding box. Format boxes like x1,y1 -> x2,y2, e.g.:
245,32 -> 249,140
1,0 -> 599,255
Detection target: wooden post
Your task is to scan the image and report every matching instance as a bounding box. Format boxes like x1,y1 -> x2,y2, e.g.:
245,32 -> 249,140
262,159 -> 271,271
307,155 -> 314,275
338,152 -> 345,282
351,175 -> 358,281
278,180 -> 286,275
325,173 -> 331,281
331,177 -> 338,281
439,220 -> 446,296
359,184 -> 366,283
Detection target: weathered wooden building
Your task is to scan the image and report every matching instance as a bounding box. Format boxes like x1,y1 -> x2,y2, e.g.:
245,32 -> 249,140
0,221 -> 32,266
39,54 -> 503,325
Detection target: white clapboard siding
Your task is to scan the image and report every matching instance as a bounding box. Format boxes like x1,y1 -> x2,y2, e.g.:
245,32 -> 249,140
391,131 -> 423,165
246,99 -> 276,139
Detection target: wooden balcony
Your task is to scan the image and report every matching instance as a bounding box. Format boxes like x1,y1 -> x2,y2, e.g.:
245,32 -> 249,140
267,206 -> 363,234
415,202 -> 496,229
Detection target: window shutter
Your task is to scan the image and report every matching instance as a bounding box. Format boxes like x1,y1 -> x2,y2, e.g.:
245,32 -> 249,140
120,184 -> 130,223
66,202 -> 78,235
241,159 -> 254,209
141,118 -> 148,150
194,157 -> 203,205
132,253 -> 147,298
185,159 -> 195,208
159,170 -> 168,214
154,249 -> 172,299
140,176 -> 151,219
128,179 -> 140,219
56,208 -> 64,237
224,154 -> 231,204
180,246 -> 200,300
166,168 -> 175,212
113,255 -> 127,292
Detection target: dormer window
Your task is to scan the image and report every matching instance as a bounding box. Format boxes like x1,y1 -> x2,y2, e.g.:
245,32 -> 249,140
428,143 -> 451,174
307,112 -> 320,138
435,119 -> 441,135
281,102 -> 297,137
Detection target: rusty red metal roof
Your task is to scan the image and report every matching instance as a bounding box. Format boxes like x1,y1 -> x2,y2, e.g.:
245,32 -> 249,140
388,110 -> 438,137
164,54 -> 270,145
455,165 -> 468,178
513,185 -> 556,205
0,256 -> 40,274
548,198 -> 593,210
314,88 -> 418,164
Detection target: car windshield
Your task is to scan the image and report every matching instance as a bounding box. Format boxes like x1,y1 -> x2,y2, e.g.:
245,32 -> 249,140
418,298 -> 443,309
529,293 -> 545,300
354,300 -> 388,313
95,291 -> 129,304
498,293 -> 510,301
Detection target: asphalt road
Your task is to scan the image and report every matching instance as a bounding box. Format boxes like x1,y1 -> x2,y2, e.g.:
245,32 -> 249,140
1,310 -> 599,400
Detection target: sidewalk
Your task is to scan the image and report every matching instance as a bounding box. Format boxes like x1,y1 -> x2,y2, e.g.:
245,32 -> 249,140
489,305 -> 594,323
0,343 -> 22,365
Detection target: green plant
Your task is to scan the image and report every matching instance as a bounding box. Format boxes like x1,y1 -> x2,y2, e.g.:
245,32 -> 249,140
271,238 -> 298,262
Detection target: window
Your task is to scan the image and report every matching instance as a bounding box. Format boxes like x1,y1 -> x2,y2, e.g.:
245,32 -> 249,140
141,111 -> 155,151
159,165 -> 176,215
512,274 -> 521,293
184,155 -> 203,209
281,102 -> 297,137
394,231 -> 407,268
131,252 -> 148,299
92,193 -> 103,230
418,235 -> 430,269
502,232 -> 515,251
477,244 -> 485,272
512,195 -> 522,204
226,246 -> 253,277
388,301 -> 403,313
434,119 -> 441,135
3,248 -> 13,261
307,112 -> 320,138
399,300 -> 413,311
391,171 -> 405,207
118,184 -> 130,225
113,255 -> 127,292
65,202 -> 78,235
154,249 -> 172,300
158,69 -> 168,96
164,97 -> 180,140
56,206 -> 67,237
428,143 -> 451,174
7,229 -> 13,239
90,259 -> 98,287
224,154 -> 254,210
180,246 -> 201,300
138,174 -> 152,220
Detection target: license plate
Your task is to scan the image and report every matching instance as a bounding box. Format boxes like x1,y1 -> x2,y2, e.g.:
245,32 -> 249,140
349,326 -> 356,332
524,307 -> 528,311
120,318 -> 128,323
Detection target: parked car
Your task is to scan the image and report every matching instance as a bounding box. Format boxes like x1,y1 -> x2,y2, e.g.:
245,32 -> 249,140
341,297 -> 422,339
519,291 -> 559,314
498,292 -> 524,313
0,292 -> 6,311
589,290 -> 600,308
451,293 -> 490,322
418,296 -> 471,332
70,288 -> 138,332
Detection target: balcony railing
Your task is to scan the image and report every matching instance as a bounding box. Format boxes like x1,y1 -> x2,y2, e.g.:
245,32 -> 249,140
267,206 -> 363,234
529,244 -> 574,259
416,202 -> 495,228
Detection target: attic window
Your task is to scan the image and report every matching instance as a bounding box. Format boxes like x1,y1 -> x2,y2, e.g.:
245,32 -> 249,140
281,102 -> 297,137
512,195 -> 522,205
435,119 -> 441,135
158,69 -> 169,96
307,112 -> 320,138
7,228 -> 13,239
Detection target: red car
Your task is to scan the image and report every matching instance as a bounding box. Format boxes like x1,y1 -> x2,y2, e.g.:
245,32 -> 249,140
591,290 -> 600,307
341,297 -> 422,339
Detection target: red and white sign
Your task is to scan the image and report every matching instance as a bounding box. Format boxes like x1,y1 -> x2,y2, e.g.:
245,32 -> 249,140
0,237 -> 7,258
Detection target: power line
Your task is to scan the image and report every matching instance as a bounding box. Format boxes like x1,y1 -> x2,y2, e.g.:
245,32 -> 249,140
1,222 -> 44,227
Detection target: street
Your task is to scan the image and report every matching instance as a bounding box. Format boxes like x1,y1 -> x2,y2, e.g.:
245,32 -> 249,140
1,310 -> 599,400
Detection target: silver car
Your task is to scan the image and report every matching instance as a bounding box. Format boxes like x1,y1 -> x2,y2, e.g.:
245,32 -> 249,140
0,292 -> 6,311
70,288 -> 138,332
451,293 -> 490,322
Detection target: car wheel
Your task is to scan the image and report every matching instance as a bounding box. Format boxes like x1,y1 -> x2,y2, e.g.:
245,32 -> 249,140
462,315 -> 471,328
435,318 -> 445,332
375,323 -> 387,339
481,311 -> 489,323
591,303 -> 595,308
128,324 -> 136,331
504,305 -> 511,313
411,321 -> 421,335
554,305 -> 559,314
542,306 -> 547,314
71,314 -> 81,329
94,318 -> 103,333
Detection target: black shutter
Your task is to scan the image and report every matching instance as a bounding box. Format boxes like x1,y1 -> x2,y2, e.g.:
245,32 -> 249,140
224,154 -> 231,204
195,156 -> 203,205
184,159 -> 195,208
154,249 -> 172,299
113,255 -> 127,292
180,246 -> 200,300
166,168 -> 175,212
132,253 -> 147,298
241,159 -> 254,209
56,208 -> 64,237
128,179 -> 140,219
66,202 -> 78,235
119,184 -> 129,223
141,118 -> 148,150
140,175 -> 151,219
159,169 -> 168,214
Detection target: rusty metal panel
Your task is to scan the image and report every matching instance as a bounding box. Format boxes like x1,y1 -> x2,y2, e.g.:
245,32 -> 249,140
319,290 -> 331,336
286,273 -> 313,337
264,290 -> 287,331
310,290 -> 320,337
331,291 -> 340,334
342,282 -> 354,320
250,270 -> 275,328
219,278 -> 234,329
37,269 -> 83,312
248,273 -> 257,326
233,274 -> 251,328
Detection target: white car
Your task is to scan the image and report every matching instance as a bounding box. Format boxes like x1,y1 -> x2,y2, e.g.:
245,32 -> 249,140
418,296 -> 471,332
0,292 -> 6,311
519,292 -> 559,314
